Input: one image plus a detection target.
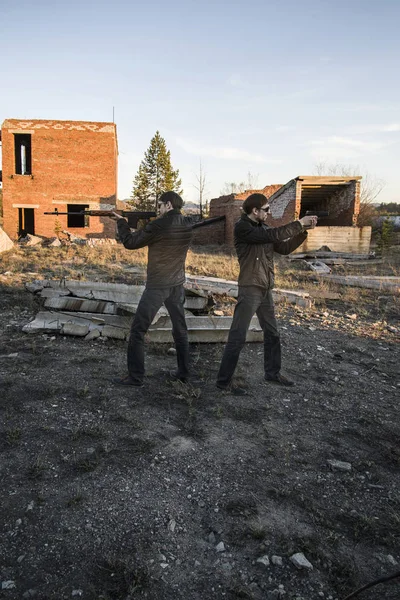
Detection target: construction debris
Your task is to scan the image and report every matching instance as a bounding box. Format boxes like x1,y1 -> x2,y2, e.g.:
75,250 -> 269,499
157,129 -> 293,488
0,228 -> 14,253
22,310 -> 263,343
23,277 -> 315,342
317,275 -> 400,294
304,260 -> 332,274
289,251 -> 374,261
186,275 -> 313,308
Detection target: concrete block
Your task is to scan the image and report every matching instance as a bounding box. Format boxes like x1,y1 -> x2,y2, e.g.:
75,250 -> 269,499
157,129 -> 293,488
0,228 -> 14,253
44,297 -> 117,314
62,323 -> 89,336
101,325 -> 128,340
85,329 -> 101,341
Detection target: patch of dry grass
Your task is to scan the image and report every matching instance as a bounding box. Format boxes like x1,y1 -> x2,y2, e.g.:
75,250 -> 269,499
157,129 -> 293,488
1,242 -> 399,322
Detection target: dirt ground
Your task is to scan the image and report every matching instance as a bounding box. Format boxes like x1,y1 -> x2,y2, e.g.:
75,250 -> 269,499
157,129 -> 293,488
0,248 -> 399,600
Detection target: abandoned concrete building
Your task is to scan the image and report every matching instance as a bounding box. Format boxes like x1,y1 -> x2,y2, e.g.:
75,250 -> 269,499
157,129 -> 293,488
0,119 -> 118,240
194,176 -> 371,253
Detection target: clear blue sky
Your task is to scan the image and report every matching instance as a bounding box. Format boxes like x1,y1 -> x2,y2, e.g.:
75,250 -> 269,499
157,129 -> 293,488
1,0 -> 399,203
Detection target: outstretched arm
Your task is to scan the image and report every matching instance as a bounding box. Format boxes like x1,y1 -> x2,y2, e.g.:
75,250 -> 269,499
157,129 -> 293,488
116,217 -> 159,250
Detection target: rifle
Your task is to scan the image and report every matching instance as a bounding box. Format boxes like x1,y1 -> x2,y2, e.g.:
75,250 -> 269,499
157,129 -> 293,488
44,210 -> 226,230
44,209 -> 156,229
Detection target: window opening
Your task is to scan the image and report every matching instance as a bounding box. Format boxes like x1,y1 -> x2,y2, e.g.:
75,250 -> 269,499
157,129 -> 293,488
67,204 -> 89,228
14,134 -> 32,175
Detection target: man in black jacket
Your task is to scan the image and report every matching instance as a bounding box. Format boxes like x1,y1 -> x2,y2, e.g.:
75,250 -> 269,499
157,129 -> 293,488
216,193 -> 317,392
110,191 -> 193,387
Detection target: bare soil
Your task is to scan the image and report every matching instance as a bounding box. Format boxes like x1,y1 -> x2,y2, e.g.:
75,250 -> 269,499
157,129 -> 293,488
0,247 -> 399,600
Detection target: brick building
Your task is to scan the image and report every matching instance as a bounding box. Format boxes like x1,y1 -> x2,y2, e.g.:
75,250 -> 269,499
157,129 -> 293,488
195,176 -> 371,253
1,119 -> 118,239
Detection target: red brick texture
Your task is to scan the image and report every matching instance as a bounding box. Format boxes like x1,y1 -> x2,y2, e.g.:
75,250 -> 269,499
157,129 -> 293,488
1,119 -> 118,239
193,185 -> 283,246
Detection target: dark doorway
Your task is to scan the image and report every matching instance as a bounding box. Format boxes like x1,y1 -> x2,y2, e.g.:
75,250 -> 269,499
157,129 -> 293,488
18,208 -> 35,236
67,204 -> 89,228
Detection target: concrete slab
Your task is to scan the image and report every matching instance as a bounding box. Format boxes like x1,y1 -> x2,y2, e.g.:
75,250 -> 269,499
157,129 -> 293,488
319,275 -> 400,293
0,228 -> 14,253
305,260 -> 332,274
62,323 -> 89,337
44,297 -> 117,314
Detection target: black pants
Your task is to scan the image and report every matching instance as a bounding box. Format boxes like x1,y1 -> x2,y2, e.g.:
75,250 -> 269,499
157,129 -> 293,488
217,286 -> 281,388
127,285 -> 189,383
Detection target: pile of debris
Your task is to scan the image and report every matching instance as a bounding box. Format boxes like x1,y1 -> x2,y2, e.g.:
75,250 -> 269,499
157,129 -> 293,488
23,276 -> 313,343
290,250 -> 400,293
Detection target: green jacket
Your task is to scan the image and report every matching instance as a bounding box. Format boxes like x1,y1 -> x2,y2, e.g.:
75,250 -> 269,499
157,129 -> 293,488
234,213 -> 308,289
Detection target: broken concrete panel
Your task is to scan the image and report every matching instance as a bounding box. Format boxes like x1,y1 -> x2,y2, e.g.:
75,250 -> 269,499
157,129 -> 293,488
186,275 -> 238,297
22,311 -> 131,334
305,260 -> 332,274
319,275 -> 400,294
147,327 -> 263,343
0,228 -> 14,253
23,312 -> 63,333
40,288 -> 71,298
272,289 -> 313,309
148,315 -> 263,342
289,252 -> 373,260
26,282 -> 46,294
62,323 -> 90,337
23,234 -> 44,246
184,296 -> 208,310
184,287 -> 208,298
48,237 -> 62,247
44,297 -> 117,314
85,329 -> 101,341
101,325 -> 129,340
70,288 -> 145,304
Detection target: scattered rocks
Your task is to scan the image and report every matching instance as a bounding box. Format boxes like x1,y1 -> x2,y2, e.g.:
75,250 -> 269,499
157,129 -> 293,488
168,518 -> 176,532
256,554 -> 270,567
387,325 -> 398,333
290,552 -> 314,570
327,459 -> 352,472
216,541 -> 225,552
271,555 -> 283,566
22,590 -> 37,599
167,347 -> 177,355
2,581 -> 16,590
208,532 -> 216,544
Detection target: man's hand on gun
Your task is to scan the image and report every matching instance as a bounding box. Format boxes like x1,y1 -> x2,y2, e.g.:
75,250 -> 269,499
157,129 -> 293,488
108,211 -> 123,221
299,215 -> 318,229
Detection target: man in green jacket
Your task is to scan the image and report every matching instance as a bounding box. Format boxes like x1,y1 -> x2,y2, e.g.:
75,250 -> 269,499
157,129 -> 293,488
216,193 -> 317,391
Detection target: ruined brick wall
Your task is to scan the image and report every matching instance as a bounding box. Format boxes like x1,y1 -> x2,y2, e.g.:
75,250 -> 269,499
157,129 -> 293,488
1,119 -> 118,239
264,180 -> 298,227
193,185 -> 283,246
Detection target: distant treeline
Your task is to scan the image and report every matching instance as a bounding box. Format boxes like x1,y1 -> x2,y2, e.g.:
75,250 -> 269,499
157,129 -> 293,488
375,202 -> 400,215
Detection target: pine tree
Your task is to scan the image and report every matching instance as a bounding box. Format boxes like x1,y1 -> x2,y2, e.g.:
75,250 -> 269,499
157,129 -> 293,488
130,131 -> 183,211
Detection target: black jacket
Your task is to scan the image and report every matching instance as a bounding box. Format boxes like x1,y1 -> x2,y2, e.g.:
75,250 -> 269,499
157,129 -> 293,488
117,210 -> 194,288
234,214 -> 308,289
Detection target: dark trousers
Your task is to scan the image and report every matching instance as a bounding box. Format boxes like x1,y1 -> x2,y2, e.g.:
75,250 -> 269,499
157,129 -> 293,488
127,285 -> 189,383
216,286 -> 281,388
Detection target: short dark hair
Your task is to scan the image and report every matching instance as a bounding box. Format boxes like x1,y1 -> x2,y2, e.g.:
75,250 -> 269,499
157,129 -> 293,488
242,193 -> 268,214
159,191 -> 183,210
